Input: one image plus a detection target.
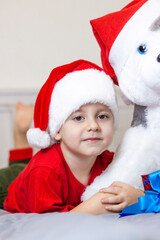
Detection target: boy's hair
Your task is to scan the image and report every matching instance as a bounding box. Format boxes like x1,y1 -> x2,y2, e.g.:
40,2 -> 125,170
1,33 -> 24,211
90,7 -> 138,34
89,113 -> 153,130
27,59 -> 118,149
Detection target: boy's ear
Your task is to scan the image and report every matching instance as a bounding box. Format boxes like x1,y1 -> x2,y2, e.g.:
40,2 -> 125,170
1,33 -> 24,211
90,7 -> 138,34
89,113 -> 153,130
55,132 -> 61,141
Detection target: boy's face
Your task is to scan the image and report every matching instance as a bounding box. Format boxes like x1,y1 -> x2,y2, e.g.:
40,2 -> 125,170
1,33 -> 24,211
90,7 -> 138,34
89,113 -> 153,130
55,102 -> 114,159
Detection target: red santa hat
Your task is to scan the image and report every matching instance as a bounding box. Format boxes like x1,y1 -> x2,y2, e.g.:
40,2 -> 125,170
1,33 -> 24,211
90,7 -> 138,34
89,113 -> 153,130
27,59 -> 118,149
90,0 -> 160,84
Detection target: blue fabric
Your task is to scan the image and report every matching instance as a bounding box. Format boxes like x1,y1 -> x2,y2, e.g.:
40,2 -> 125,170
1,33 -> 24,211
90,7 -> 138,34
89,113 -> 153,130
120,170 -> 160,217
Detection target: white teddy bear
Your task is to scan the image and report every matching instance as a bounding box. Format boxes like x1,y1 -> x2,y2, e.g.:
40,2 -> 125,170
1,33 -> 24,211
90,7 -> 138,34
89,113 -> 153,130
82,0 -> 160,201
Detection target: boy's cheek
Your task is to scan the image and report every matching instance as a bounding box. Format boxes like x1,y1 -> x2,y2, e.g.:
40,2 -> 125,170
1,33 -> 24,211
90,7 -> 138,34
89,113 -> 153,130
105,130 -> 114,145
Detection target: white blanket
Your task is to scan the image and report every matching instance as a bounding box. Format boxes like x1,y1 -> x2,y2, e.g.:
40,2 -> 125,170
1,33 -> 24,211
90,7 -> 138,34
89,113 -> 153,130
0,210 -> 160,240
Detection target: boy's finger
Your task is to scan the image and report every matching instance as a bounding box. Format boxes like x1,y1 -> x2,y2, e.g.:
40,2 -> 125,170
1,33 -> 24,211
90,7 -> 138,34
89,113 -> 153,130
105,202 -> 126,213
100,186 -> 121,195
99,188 -> 108,192
110,181 -> 124,187
102,195 -> 123,204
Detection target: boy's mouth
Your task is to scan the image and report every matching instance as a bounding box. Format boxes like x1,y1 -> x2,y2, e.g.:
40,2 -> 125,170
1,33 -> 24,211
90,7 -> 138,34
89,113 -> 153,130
83,137 -> 102,143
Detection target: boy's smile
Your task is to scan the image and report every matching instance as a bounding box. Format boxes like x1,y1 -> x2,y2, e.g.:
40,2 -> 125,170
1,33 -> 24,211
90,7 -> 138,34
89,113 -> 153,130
55,102 -> 114,162
83,137 -> 102,143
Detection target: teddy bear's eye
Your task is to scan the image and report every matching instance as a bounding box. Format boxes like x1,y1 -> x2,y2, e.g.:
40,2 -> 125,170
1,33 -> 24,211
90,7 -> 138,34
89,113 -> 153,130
137,44 -> 148,55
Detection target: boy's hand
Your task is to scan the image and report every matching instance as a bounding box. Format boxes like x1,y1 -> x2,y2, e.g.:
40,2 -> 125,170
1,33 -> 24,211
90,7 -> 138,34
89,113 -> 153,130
100,181 -> 145,213
71,191 -> 115,215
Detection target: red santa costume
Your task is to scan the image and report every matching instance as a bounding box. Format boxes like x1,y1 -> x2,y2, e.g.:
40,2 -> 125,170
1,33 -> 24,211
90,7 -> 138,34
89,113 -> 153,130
4,59 -> 118,213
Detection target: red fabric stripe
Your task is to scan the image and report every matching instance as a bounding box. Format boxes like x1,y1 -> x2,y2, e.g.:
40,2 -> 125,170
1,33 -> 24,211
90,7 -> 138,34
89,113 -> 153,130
142,174 -> 152,191
9,148 -> 33,162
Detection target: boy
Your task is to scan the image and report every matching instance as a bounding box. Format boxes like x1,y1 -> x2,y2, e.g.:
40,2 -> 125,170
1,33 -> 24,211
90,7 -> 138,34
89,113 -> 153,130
4,60 -> 144,214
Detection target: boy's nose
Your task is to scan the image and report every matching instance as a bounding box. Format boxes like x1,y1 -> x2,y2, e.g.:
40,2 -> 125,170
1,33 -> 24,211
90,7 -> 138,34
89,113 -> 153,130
87,119 -> 100,132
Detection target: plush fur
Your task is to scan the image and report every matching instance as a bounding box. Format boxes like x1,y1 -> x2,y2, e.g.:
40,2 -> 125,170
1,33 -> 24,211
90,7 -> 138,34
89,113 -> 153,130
82,0 -> 160,201
109,0 -> 160,80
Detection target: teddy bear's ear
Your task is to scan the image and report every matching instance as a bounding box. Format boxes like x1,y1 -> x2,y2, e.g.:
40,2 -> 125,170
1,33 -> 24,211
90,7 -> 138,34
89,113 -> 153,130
121,93 -> 133,106
150,16 -> 160,31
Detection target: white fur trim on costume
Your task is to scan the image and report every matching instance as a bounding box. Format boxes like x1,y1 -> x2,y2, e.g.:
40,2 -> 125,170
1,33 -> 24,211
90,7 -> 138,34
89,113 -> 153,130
27,128 -> 51,149
48,69 -> 118,141
109,0 -> 160,79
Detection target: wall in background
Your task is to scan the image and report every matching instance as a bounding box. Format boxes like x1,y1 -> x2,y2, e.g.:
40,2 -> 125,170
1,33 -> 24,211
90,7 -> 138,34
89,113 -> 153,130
0,90 -> 37,168
0,0 -> 133,168
0,0 -> 130,90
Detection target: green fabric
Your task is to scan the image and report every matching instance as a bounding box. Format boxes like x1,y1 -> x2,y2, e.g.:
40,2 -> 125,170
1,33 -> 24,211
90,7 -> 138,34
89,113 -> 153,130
9,159 -> 30,165
0,164 -> 26,209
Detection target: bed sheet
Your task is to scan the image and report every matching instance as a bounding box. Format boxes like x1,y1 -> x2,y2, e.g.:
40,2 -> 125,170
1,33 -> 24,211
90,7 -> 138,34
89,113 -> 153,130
0,210 -> 159,240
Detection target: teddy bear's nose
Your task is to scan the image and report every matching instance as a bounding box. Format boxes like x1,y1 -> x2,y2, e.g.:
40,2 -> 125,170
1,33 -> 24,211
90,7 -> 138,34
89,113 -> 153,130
157,54 -> 160,63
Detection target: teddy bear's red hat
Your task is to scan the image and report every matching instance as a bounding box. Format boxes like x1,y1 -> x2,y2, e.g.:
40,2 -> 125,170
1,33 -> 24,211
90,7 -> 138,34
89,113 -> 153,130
90,0 -> 160,84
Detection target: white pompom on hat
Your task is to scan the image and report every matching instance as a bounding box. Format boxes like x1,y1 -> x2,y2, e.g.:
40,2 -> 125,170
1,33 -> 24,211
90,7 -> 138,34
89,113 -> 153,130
27,59 -> 118,149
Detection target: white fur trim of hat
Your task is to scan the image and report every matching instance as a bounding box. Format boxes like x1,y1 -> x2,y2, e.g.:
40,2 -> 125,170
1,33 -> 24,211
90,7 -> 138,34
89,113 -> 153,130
27,68 -> 118,149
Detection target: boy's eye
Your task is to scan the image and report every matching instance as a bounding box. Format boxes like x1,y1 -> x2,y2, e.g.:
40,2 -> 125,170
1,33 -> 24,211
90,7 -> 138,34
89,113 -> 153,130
137,44 -> 148,55
73,116 -> 84,121
97,114 -> 109,120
